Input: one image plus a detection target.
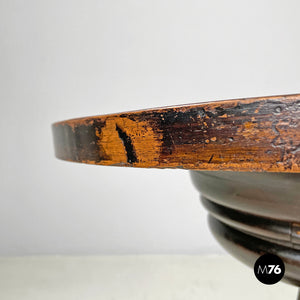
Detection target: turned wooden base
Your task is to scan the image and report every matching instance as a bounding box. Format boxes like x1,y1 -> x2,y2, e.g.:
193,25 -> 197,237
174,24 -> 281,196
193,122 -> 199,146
191,171 -> 300,288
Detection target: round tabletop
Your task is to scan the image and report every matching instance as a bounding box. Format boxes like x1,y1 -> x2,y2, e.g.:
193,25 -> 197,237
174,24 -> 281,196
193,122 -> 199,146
52,94 -> 300,173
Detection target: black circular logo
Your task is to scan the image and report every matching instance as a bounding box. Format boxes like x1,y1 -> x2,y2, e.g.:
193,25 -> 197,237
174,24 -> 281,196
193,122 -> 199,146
254,253 -> 285,285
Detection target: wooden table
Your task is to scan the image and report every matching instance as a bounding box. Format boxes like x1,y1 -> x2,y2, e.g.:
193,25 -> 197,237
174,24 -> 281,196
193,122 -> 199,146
52,94 -> 300,297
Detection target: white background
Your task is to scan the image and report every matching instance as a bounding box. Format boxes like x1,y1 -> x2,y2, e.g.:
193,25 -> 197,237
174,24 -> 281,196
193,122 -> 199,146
1,0 -> 300,255
0,255 -> 296,299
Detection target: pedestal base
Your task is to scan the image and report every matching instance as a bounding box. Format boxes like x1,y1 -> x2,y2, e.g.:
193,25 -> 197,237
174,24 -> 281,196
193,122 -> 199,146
191,171 -> 300,289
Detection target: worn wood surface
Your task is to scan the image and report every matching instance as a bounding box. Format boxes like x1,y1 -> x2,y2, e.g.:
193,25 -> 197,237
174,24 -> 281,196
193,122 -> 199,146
52,94 -> 300,172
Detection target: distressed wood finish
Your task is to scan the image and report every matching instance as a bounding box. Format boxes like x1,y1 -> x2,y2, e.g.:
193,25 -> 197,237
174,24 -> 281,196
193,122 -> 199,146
53,94 -> 300,296
52,94 -> 300,172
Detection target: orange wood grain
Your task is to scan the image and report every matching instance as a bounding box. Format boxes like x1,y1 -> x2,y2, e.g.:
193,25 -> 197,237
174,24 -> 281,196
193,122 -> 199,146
52,94 -> 300,172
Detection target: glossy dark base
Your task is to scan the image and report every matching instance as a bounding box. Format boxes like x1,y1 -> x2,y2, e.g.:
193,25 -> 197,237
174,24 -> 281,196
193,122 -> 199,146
190,171 -> 300,287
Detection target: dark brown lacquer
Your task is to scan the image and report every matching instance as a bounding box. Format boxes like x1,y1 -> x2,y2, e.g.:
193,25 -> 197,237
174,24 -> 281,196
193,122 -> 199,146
52,94 -> 300,297
191,171 -> 300,286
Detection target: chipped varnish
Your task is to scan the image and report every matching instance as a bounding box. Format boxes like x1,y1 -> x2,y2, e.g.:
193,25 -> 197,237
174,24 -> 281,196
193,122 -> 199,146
52,94 -> 300,172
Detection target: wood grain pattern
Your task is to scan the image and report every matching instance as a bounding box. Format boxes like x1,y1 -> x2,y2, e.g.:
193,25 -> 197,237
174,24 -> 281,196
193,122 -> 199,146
52,94 -> 300,172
